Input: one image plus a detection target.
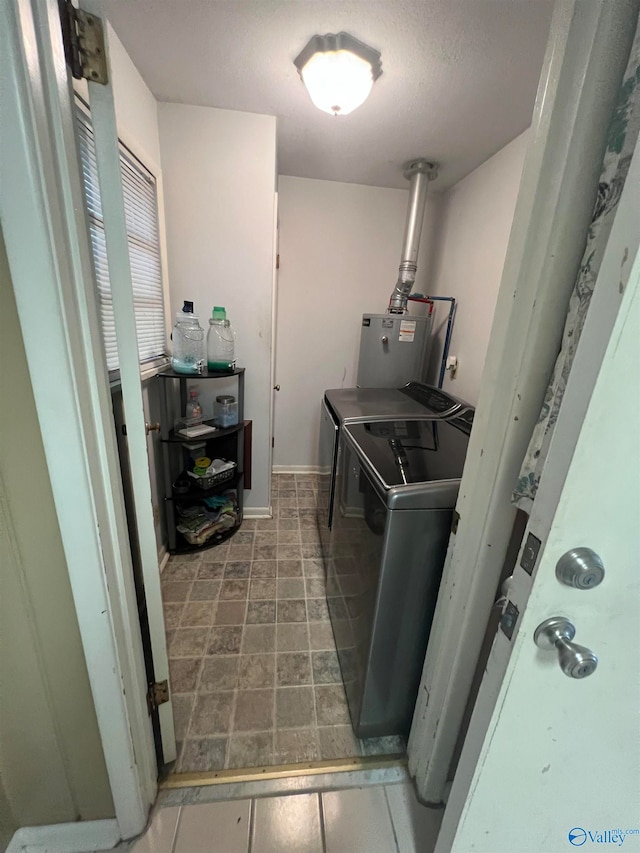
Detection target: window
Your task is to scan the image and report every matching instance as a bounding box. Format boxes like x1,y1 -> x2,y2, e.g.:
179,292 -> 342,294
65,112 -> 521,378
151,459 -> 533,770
75,107 -> 167,373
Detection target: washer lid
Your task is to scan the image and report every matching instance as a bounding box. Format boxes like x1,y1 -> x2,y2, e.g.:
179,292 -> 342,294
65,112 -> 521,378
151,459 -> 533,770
344,418 -> 470,491
399,382 -> 468,416
324,382 -> 467,424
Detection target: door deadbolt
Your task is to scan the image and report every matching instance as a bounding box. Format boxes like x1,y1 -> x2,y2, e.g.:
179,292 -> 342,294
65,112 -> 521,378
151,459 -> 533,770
534,616 -> 598,679
556,547 -> 605,589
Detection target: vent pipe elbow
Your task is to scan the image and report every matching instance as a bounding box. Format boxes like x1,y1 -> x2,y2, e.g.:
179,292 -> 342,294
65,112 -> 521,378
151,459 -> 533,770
388,159 -> 438,314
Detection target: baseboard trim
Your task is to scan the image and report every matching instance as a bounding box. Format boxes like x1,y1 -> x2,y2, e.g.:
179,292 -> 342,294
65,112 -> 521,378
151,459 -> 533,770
272,465 -> 322,475
7,818 -> 120,852
242,506 -> 272,518
158,546 -> 169,573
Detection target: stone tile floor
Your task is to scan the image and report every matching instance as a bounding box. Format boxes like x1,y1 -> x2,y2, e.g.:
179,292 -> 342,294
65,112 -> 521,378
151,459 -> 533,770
162,473 -> 404,773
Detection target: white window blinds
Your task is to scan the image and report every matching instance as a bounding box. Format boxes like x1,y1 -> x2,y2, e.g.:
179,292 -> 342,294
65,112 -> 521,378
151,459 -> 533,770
76,109 -> 167,372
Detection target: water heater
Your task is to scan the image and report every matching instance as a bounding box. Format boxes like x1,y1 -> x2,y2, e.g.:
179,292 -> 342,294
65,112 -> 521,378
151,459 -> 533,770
357,158 -> 438,389
356,312 -> 433,388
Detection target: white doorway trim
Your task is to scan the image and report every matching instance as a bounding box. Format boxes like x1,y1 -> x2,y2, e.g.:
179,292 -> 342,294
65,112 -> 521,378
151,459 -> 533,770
1,0 -> 156,839
269,190 -> 279,510
6,819 -> 121,853
408,0 -> 639,803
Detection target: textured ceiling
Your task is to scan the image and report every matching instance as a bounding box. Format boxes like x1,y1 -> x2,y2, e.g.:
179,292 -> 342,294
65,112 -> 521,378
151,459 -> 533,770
103,0 -> 553,190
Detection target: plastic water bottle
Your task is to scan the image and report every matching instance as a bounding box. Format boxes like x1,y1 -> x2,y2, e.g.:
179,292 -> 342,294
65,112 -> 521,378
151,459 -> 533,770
171,301 -> 205,374
207,306 -> 236,372
185,389 -> 203,422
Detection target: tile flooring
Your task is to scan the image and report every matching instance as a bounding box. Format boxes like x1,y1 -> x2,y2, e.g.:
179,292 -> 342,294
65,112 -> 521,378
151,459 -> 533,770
163,473 -> 404,773
130,781 -> 442,853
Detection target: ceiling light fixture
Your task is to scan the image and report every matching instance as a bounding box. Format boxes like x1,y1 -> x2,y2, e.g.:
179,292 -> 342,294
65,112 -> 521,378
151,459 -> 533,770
293,32 -> 382,117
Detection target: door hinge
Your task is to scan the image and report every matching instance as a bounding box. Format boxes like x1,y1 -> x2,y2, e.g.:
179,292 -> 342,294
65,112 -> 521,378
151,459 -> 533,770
58,0 -> 109,84
147,679 -> 169,713
272,436 -> 275,448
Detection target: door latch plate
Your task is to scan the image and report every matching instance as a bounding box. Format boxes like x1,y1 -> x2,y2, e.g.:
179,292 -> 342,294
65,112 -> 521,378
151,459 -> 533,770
520,532 -> 542,576
500,600 -> 520,640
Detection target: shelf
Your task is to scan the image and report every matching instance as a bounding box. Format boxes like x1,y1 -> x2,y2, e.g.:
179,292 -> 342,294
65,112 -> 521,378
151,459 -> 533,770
158,365 -> 248,555
171,471 -> 243,502
157,367 -> 245,380
164,421 -> 244,445
171,520 -> 242,555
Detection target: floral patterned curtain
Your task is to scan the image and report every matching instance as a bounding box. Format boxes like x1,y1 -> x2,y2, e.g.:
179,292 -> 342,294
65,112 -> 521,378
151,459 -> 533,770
513,21 -> 640,511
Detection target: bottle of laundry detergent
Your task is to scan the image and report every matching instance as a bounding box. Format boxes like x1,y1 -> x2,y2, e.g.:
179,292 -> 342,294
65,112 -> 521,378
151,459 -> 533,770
171,301 -> 205,374
207,306 -> 236,372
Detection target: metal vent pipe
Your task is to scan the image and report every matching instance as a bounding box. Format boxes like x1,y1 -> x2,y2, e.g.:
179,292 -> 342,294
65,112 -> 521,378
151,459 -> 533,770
388,159 -> 438,314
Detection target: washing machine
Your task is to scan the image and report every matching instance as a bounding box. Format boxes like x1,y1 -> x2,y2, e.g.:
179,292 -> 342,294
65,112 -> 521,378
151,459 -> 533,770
325,411 -> 473,738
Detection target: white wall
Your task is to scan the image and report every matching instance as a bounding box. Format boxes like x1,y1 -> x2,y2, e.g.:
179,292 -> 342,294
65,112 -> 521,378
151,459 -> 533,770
106,23 -> 162,171
76,23 -> 160,171
158,103 -> 277,511
273,176 -> 439,469
426,131 -> 529,404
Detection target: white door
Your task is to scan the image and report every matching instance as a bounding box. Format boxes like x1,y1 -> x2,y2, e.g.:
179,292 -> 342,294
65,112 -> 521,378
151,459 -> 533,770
439,239 -> 640,850
82,3 -> 176,765
71,0 -> 176,764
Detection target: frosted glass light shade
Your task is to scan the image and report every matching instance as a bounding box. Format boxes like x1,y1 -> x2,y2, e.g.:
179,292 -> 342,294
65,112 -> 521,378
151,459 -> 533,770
294,33 -> 382,117
301,49 -> 374,116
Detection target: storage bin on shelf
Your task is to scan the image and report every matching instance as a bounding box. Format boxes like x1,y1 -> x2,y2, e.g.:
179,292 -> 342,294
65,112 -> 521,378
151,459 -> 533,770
187,458 -> 237,490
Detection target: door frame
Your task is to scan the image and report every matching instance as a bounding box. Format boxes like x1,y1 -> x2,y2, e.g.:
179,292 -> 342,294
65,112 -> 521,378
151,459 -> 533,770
1,0 -> 156,839
269,190 -> 279,510
408,0 -> 639,803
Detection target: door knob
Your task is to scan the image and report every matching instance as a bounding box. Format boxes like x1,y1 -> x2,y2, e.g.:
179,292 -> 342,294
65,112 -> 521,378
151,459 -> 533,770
556,547 -> 604,589
381,335 -> 389,344
534,616 -> 598,679
273,384 -> 280,391
145,422 -> 160,434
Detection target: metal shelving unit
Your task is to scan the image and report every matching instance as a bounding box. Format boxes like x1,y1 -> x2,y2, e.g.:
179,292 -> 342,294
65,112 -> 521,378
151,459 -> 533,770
156,367 -> 246,554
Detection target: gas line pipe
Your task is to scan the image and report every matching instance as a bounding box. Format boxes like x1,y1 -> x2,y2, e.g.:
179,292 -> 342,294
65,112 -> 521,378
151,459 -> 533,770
407,294 -> 457,389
